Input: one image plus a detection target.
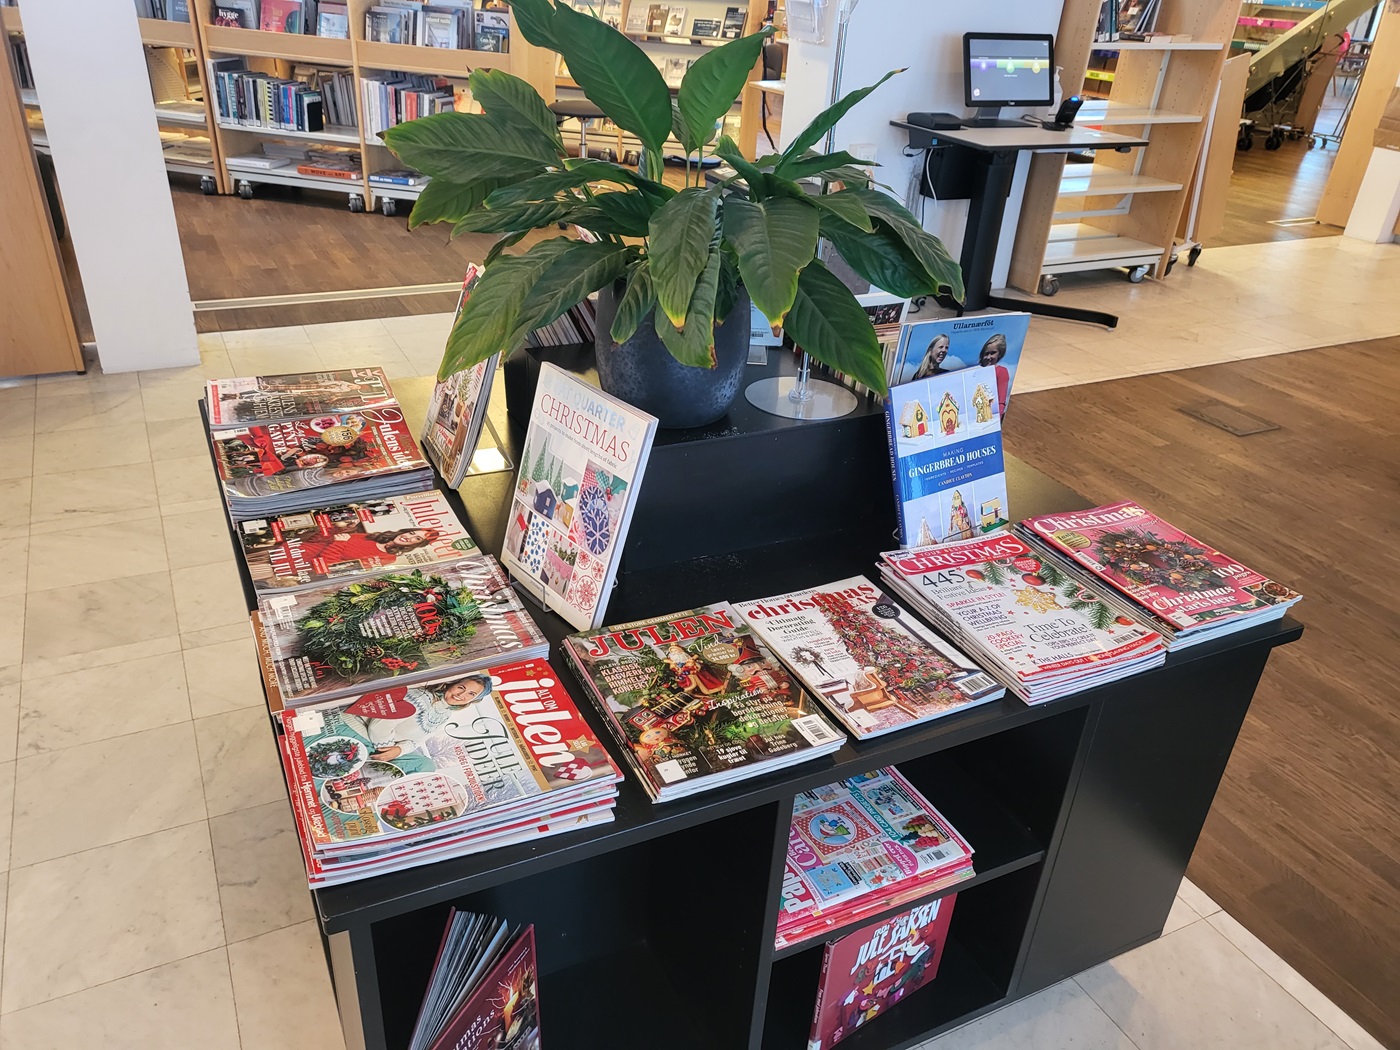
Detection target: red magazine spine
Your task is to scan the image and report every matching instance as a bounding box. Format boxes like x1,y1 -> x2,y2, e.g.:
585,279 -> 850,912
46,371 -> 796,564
810,943 -> 835,1049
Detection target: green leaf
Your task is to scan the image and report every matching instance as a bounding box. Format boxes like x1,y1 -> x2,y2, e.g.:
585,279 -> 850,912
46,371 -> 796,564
780,68 -> 903,165
844,188 -> 964,300
712,135 -> 765,196
820,215 -> 941,299
517,239 -> 635,336
649,186 -> 720,328
811,191 -> 873,232
676,29 -> 771,153
655,244 -> 722,368
470,68 -> 564,150
549,2 -> 673,153
783,259 -> 887,395
721,195 -> 819,327
610,259 -> 654,343
382,111 -> 559,183
485,161 -> 635,208
484,231 -> 528,267
507,0 -> 559,49
452,198 -> 580,235
774,149 -> 872,181
574,190 -> 654,237
715,246 -> 740,323
406,177 -> 505,229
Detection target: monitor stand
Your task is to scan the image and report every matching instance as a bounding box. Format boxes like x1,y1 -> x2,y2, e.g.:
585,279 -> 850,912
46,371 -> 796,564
965,107 -> 1034,129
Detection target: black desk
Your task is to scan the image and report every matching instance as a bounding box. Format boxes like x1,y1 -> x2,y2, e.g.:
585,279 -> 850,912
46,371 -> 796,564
892,120 -> 1149,328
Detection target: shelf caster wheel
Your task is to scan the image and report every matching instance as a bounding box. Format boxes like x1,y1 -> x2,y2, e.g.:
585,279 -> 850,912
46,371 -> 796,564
1039,275 -> 1060,296
1188,245 -> 1202,267
1127,265 -> 1148,284
1237,131 -> 1253,151
236,180 -> 254,200
1265,132 -> 1282,151
1164,256 -> 1177,277
348,194 -> 366,213
199,175 -> 217,195
381,197 -> 398,217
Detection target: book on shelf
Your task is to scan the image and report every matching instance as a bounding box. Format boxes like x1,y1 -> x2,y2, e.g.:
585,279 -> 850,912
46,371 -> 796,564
409,916 -> 539,1050
809,895 -> 957,1049
691,16 -> 721,36
368,168 -> 429,185
886,311 -> 1030,418
1016,502 -> 1302,648
277,660 -> 620,885
168,0 -> 191,21
561,603 -> 846,803
422,265 -> 501,487
256,556 -> 549,705
879,532 -> 1167,704
646,3 -> 668,32
226,151 -> 292,169
1117,0 -> 1160,39
207,368 -> 395,426
500,362 -> 657,632
885,364 -> 1009,548
623,5 -> 648,31
317,1 -> 349,37
236,489 -> 478,592
734,576 -> 1003,742
721,5 -> 746,37
1094,0 -> 1119,41
297,159 -> 358,178
474,9 -> 510,51
362,72 -> 455,137
213,2 -> 256,28
663,5 -> 687,34
259,0 -> 303,32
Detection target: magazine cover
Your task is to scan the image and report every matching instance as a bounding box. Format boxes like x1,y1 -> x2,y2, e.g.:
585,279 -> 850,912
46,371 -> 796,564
887,312 -> 1030,416
788,768 -> 973,910
422,265 -> 503,487
237,490 -> 478,591
257,556 -> 548,704
808,896 -> 957,1050
428,926 -> 540,1050
214,407 -> 430,503
206,368 -> 396,426
501,363 -> 658,632
280,661 -> 620,848
734,577 -> 1002,740
777,858 -> 970,951
1019,502 -> 1302,631
562,603 -> 845,800
885,364 -> 1008,547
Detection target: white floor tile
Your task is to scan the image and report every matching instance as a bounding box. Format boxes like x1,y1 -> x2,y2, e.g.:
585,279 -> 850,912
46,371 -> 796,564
922,980 -> 1136,1049
210,799 -> 314,943
1177,877 -> 1223,918
228,922 -> 345,1050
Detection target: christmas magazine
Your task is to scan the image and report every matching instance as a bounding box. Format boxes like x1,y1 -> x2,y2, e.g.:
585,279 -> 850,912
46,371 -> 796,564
734,576 -> 1003,741
561,603 -> 845,802
256,556 -> 549,704
1017,501 -> 1302,643
206,367 -> 396,426
413,918 -> 540,1050
808,896 -> 957,1050
886,311 -> 1029,417
501,362 -> 658,632
237,490 -> 478,592
422,264 -> 502,487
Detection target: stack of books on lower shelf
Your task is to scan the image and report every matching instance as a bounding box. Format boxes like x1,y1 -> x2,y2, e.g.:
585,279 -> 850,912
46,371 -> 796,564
776,767 -> 974,952
1015,501 -> 1302,650
879,533 -> 1167,704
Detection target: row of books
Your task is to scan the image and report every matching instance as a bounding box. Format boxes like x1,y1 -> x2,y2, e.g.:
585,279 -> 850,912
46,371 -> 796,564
623,3 -> 748,38
226,142 -> 363,178
210,61 -> 340,133
365,2 -> 510,52
135,0 -> 191,20
213,0 -> 323,33
361,72 -> 457,137
523,298 -> 596,349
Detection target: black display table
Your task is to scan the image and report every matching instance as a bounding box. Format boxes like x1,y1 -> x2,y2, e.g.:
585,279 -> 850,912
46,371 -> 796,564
202,379 -> 1300,1050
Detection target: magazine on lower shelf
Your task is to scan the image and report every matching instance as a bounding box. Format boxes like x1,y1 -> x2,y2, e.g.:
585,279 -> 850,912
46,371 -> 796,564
410,916 -> 539,1050
422,264 -> 501,487
734,576 -> 1003,741
561,603 -> 846,802
255,556 -> 548,705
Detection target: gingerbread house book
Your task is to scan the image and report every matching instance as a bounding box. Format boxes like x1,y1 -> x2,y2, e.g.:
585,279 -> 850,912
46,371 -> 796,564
501,363 -> 658,632
206,368 -> 396,426
734,576 -> 1002,740
422,265 -> 503,487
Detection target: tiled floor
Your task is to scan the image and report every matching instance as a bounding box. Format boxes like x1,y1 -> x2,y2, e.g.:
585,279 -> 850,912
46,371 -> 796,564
0,234 -> 1395,1049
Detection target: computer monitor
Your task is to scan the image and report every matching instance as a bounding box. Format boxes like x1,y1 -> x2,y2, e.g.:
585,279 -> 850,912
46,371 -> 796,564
963,33 -> 1054,122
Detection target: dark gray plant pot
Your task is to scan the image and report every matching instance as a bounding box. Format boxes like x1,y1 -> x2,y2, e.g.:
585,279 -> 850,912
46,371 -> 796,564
593,282 -> 751,430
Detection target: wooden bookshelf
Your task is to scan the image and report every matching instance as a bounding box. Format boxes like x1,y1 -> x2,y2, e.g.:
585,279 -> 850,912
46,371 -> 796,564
1,5 -> 21,32
201,23 -> 355,64
137,16 -> 197,48
354,38 -> 512,76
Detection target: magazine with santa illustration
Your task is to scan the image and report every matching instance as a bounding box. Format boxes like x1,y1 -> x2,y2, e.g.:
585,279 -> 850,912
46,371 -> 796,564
206,368 -> 397,427
734,576 -> 1002,740
561,603 -> 845,802
422,265 -> 503,487
887,311 -> 1029,417
808,896 -> 957,1049
883,364 -> 1008,548
501,362 -> 658,632
237,490 -> 479,592
255,556 -> 548,705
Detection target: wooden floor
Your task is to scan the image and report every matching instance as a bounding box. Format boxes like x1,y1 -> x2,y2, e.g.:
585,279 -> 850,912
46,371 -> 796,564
1003,340 -> 1400,1049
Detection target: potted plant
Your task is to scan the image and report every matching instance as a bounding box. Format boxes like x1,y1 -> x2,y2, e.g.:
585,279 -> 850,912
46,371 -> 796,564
383,0 -> 963,428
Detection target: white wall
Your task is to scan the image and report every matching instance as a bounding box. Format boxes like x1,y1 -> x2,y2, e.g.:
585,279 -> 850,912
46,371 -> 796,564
23,1 -> 198,372
783,0 -> 1064,288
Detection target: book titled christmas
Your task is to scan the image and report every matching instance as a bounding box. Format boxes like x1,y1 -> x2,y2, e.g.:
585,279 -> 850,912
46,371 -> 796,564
502,362 -> 658,632
561,604 -> 846,802
734,577 -> 1002,741
206,368 -> 396,426
237,490 -> 478,591
808,896 -> 957,1050
256,556 -> 548,705
422,265 -> 502,487
1018,502 -> 1302,638
885,365 -> 1008,548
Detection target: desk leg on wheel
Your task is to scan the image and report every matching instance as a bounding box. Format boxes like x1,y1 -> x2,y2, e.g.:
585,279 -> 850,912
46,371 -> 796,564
987,292 -> 1119,329
959,150 -> 1018,312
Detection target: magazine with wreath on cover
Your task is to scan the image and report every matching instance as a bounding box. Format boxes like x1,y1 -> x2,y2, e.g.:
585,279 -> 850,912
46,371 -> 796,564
255,556 -> 548,705
734,577 -> 1003,741
206,368 -> 396,426
501,362 -> 658,633
561,603 -> 846,802
237,490 -> 478,592
422,265 -> 503,487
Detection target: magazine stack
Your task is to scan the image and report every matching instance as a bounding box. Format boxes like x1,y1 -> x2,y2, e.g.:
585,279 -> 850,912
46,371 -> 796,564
777,767 -> 974,951
879,533 -> 1167,704
205,368 -> 435,519
278,659 -> 622,886
1016,502 -> 1302,650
